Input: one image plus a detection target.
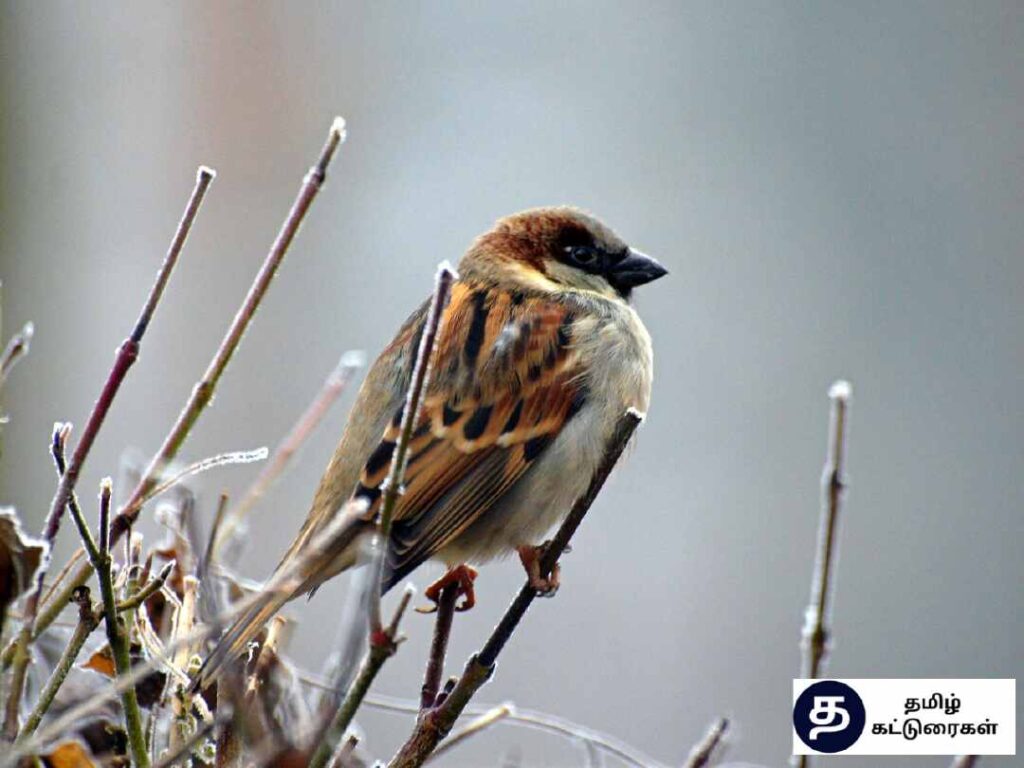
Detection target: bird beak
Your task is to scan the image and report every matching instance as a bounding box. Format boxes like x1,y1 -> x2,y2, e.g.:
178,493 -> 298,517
608,248 -> 668,289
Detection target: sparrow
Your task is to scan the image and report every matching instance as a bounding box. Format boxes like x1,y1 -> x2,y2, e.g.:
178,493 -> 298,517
198,206 -> 666,684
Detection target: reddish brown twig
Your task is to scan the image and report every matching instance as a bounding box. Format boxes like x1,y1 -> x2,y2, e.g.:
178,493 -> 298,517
115,119 -> 346,535
0,168 -> 214,676
46,166 -> 215,556
30,118 -> 346,649
682,717 -> 729,768
214,350 -> 363,558
388,409 -> 643,768
794,381 -> 851,768
419,582 -> 459,711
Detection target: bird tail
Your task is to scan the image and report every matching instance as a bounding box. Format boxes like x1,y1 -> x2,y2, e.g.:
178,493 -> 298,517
192,577 -> 300,691
192,503 -> 374,691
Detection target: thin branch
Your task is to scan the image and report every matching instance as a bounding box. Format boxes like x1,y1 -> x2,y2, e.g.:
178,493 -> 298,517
138,446 -> 269,508
168,576 -> 199,754
16,586 -> 99,739
795,380 -> 851,768
153,713 -> 227,768
426,704 -> 513,763
369,263 -> 455,635
117,561 -> 175,614
682,718 -> 728,768
308,587 -> 415,768
346,690 -> 668,768
388,409 -> 644,768
93,479 -> 150,767
326,734 -> 359,768
7,486 -> 404,765
0,321 -> 33,389
31,119 -> 346,646
117,118 -> 347,532
214,351 -> 363,556
420,582 -> 459,711
41,165 -> 214,588
950,757 -> 979,768
2,423 -> 69,740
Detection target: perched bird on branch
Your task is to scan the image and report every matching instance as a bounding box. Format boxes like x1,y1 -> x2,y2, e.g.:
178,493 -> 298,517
198,207 -> 666,684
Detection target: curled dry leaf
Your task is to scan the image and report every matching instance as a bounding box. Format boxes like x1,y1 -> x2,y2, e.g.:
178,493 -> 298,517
40,739 -> 97,768
81,642 -> 167,709
0,506 -> 47,609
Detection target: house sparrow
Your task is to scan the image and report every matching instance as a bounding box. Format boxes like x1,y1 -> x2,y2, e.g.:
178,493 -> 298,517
198,206 -> 666,684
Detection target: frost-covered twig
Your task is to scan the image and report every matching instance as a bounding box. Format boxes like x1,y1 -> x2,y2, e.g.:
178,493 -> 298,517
0,321 -> 33,390
795,380 -> 851,768
426,704 -> 513,763
2,424 -> 67,739
309,586 -> 415,768
682,717 -> 728,768
94,478 -> 150,767
34,120 -> 346,640
214,351 -> 363,557
16,586 -> 98,739
23,168 -> 214,656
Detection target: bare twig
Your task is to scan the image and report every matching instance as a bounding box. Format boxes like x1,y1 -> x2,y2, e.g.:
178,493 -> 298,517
369,263 -> 455,635
117,560 -> 175,614
682,717 -> 728,768
91,479 -> 151,767
426,704 -> 513,763
7,484 -> 406,765
2,423 -> 69,739
0,169 -> 213,672
138,446 -> 269,508
32,119 -> 347,644
346,690 -> 668,768
169,576 -> 199,754
419,582 -> 459,711
214,351 -> 363,556
38,166 -> 214,600
308,587 -> 415,768
0,321 -> 33,389
16,586 -> 98,739
326,734 -> 359,768
795,380 -> 851,768
388,409 -> 644,768
153,713 -> 227,768
117,118 -> 347,532
950,757 -> 979,768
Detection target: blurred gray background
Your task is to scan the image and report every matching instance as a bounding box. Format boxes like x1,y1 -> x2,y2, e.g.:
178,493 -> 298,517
2,3 -> 1021,766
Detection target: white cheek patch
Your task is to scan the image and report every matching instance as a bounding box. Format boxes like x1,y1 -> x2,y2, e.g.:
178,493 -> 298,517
543,260 -> 616,297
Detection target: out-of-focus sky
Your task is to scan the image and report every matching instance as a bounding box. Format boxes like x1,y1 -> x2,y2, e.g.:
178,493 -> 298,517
2,3 -> 1021,766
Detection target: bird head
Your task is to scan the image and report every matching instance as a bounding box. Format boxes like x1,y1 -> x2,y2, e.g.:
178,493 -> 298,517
460,207 -> 668,301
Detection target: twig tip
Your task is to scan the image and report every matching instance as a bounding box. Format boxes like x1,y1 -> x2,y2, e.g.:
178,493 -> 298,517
331,116 -> 348,142
339,349 -> 367,370
197,165 -> 217,182
828,380 -> 852,402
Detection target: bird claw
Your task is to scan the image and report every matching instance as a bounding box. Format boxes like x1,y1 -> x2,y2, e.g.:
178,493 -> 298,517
517,544 -> 561,597
417,564 -> 478,613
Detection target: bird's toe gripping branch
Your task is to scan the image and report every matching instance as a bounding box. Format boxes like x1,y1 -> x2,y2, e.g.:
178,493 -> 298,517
517,543 -> 561,597
418,564 -> 478,613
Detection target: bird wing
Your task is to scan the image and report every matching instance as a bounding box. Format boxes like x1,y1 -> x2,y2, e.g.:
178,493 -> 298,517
352,282 -> 589,587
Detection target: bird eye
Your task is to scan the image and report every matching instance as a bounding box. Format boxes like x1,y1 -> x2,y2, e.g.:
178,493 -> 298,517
565,246 -> 600,269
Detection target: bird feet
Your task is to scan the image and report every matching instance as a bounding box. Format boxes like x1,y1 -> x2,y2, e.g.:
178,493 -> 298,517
517,543 -> 560,597
417,564 -> 478,613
